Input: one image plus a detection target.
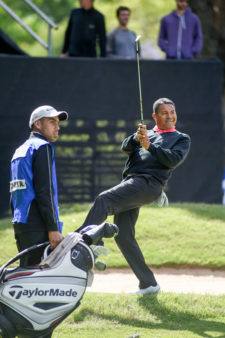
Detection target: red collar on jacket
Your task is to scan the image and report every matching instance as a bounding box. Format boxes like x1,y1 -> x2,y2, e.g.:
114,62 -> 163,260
153,126 -> 176,133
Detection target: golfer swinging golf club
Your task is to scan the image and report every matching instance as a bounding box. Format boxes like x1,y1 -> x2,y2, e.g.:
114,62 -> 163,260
77,97 -> 191,295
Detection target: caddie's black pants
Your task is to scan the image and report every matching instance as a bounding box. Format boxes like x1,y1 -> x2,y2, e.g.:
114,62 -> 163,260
77,174 -> 162,289
14,228 -> 48,267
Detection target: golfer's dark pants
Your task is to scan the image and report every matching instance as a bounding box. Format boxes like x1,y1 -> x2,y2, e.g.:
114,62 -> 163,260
14,228 -> 48,267
79,174 -> 162,289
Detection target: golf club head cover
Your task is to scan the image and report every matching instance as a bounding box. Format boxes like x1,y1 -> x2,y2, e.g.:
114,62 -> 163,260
81,223 -> 119,245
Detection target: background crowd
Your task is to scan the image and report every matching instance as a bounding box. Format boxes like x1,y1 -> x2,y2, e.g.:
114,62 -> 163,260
0,0 -> 207,60
61,0 -> 202,60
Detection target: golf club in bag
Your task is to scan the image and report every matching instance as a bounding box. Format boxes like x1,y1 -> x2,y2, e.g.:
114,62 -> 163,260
0,222 -> 118,338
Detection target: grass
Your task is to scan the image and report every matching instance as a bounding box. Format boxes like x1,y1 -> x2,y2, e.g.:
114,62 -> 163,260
1,203 -> 225,269
53,292 -> 225,337
102,203 -> 225,269
1,203 -> 225,337
62,203 -> 225,269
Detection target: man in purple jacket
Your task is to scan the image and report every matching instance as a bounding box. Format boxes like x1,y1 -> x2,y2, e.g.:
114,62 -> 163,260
158,0 -> 202,59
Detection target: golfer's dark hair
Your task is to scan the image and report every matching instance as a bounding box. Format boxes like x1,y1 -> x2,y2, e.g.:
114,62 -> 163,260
153,98 -> 175,114
116,6 -> 131,17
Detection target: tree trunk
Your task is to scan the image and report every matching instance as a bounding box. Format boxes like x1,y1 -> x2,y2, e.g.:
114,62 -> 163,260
189,0 -> 217,57
214,0 -> 225,65
189,0 -> 225,92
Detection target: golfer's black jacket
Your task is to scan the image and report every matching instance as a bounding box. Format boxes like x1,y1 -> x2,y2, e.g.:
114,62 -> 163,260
62,7 -> 106,57
12,132 -> 60,234
122,129 -> 191,186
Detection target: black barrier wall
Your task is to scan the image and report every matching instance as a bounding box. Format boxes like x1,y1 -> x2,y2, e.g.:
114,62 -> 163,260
0,56 -> 224,217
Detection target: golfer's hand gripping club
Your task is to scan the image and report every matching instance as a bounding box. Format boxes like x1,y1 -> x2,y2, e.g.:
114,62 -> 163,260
136,124 -> 150,150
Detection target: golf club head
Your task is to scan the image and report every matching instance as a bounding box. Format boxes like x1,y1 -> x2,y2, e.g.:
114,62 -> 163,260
81,223 -> 119,245
135,35 -> 141,43
135,35 -> 141,53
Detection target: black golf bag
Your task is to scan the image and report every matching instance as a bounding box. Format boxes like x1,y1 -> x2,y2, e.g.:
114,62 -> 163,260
0,223 -> 118,338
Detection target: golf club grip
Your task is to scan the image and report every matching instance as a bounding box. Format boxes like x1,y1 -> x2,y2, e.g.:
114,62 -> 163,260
135,41 -> 139,54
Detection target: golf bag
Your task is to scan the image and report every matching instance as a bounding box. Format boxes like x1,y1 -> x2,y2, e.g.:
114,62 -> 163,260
0,223 -> 118,338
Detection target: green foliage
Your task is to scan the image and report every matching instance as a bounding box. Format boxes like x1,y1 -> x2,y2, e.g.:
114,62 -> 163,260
0,0 -> 174,56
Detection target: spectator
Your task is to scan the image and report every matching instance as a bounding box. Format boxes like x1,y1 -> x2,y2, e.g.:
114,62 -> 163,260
158,0 -> 202,59
10,105 -> 68,267
61,0 -> 106,57
107,6 -> 137,59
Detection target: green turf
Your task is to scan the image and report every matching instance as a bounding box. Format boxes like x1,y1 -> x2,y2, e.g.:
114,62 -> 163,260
1,203 -> 225,338
1,203 -> 225,269
103,203 -> 225,269
53,292 -> 225,337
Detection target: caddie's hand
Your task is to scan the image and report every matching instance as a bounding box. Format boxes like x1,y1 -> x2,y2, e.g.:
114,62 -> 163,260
48,231 -> 63,250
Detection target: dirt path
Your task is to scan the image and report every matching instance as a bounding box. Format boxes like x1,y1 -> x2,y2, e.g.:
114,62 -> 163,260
88,268 -> 225,295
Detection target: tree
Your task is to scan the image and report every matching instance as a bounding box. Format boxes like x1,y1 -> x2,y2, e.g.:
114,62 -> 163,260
189,0 -> 225,69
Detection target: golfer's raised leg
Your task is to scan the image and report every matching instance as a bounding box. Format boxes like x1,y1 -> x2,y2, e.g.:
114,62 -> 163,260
77,175 -> 160,232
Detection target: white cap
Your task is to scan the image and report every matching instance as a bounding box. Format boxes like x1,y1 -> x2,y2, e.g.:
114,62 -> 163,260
29,105 -> 68,128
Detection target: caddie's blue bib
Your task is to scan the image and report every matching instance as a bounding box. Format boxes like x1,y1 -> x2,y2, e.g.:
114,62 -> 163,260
10,137 -> 63,233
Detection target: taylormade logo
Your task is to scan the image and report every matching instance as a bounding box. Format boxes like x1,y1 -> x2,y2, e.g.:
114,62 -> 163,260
8,285 -> 77,300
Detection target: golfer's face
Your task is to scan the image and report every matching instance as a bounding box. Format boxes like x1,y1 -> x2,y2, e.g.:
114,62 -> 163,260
153,104 -> 177,130
37,117 -> 60,143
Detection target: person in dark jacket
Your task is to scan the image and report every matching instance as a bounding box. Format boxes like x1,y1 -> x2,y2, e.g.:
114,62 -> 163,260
158,0 -> 202,59
61,0 -> 106,57
76,97 -> 191,295
10,105 -> 68,267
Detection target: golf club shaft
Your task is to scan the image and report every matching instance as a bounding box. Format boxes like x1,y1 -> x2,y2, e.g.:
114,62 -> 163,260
135,36 -> 144,124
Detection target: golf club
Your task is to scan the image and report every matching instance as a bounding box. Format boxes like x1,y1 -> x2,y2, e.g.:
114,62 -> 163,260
135,35 -> 144,124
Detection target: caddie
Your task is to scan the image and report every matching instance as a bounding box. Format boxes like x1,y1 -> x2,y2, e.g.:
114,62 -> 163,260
10,105 -> 68,267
